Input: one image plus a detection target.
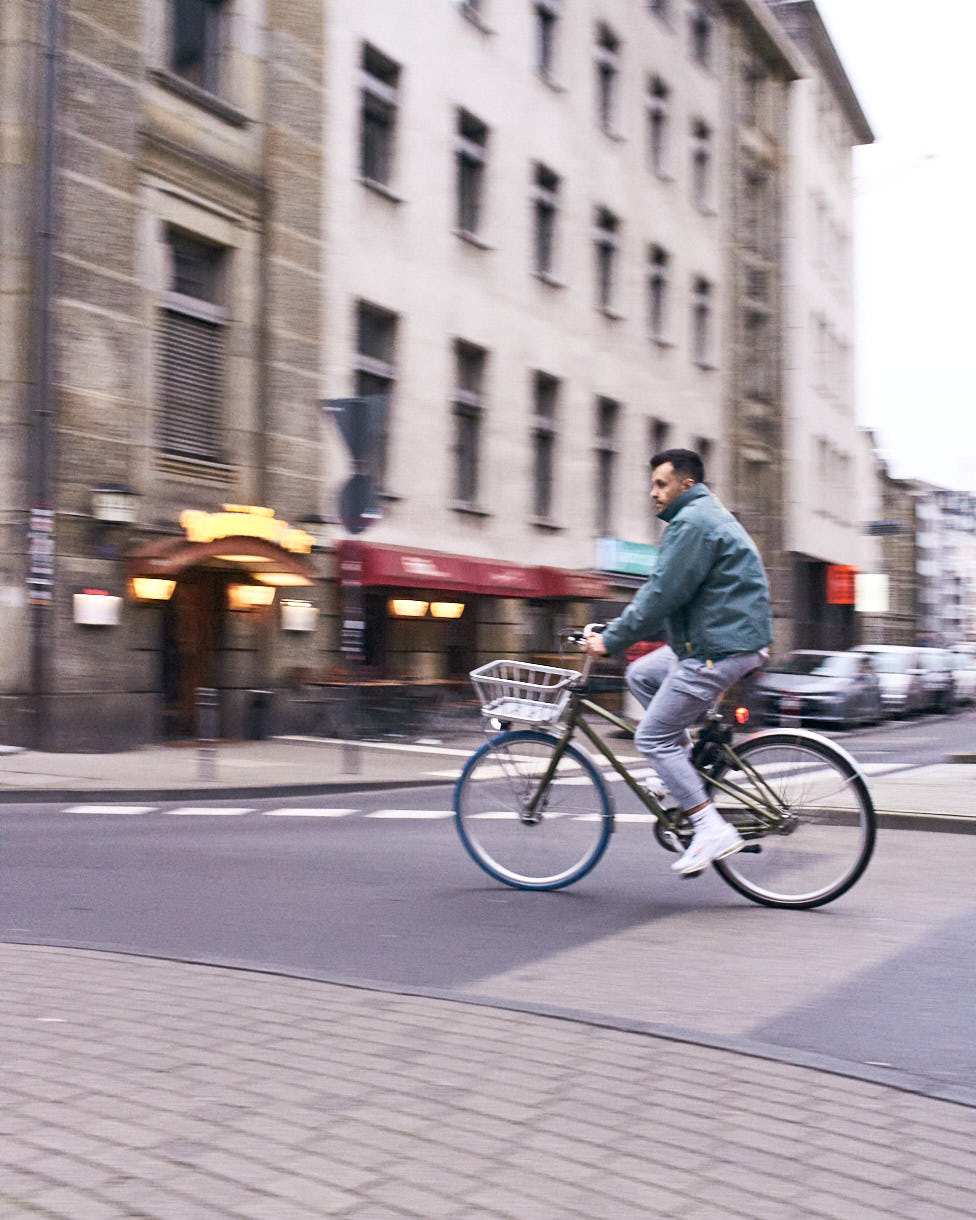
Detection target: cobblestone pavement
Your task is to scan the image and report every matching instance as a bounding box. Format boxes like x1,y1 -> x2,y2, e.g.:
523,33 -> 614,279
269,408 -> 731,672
3,943 -> 975,1219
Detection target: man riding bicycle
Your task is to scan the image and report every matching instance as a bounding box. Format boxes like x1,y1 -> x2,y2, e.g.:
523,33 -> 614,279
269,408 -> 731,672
583,448 -> 772,876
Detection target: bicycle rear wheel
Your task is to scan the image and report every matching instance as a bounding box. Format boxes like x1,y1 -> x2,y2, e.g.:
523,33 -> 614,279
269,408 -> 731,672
709,731 -> 875,909
454,730 -> 613,890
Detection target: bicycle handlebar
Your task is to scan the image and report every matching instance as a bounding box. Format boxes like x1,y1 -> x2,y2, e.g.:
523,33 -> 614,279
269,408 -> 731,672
561,623 -> 607,682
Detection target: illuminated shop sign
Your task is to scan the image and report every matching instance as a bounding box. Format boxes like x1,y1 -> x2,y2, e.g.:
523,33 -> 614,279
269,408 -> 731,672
180,505 -> 314,554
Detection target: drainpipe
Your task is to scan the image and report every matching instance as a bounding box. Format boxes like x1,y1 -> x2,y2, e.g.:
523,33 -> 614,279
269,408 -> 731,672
28,0 -> 63,749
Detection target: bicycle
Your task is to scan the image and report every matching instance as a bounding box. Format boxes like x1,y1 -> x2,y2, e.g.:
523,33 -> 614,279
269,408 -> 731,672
454,629 -> 876,909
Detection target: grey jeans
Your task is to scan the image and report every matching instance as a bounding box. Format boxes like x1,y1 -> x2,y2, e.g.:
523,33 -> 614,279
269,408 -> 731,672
626,644 -> 766,812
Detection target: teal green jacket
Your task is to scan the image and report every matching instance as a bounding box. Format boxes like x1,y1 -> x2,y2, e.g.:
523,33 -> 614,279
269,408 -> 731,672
601,483 -> 772,662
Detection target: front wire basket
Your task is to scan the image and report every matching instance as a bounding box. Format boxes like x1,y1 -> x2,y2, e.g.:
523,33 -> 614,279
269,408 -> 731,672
469,659 -> 581,726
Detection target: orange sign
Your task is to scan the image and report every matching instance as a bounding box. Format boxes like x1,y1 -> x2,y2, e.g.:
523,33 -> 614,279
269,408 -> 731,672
826,564 -> 858,605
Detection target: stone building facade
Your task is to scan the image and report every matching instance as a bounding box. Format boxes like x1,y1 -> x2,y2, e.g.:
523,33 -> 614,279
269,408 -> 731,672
2,0 -> 326,748
2,0 -> 872,749
766,0 -> 878,650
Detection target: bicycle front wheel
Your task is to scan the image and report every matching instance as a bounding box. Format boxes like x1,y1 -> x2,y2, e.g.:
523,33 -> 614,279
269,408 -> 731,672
709,731 -> 876,909
454,730 -> 613,890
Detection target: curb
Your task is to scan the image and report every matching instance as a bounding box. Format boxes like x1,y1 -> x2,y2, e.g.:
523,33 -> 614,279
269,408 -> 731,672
0,776 -> 456,804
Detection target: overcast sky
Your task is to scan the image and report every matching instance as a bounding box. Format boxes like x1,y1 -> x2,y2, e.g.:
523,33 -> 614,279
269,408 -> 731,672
812,0 -> 976,493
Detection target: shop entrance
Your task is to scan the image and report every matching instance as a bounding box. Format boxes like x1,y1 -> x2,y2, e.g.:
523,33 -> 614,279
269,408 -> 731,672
160,568 -> 226,738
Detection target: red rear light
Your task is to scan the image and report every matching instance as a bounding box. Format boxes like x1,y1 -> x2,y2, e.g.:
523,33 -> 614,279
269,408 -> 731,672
734,706 -> 750,725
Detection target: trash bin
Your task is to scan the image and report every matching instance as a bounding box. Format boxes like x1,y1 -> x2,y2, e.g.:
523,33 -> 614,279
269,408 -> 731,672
246,689 -> 272,740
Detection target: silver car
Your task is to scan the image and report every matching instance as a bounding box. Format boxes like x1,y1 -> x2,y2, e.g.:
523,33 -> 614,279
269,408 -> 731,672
748,650 -> 883,728
851,645 -> 926,717
949,651 -> 976,706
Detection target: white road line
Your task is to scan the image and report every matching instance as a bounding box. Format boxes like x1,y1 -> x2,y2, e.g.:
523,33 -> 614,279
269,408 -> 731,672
365,809 -> 454,819
276,735 -> 474,757
164,807 -> 253,816
64,804 -> 155,815
263,808 -> 357,817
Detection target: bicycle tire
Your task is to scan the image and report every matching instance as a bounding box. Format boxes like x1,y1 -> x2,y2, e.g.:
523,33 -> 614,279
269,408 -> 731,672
454,730 -> 613,890
708,730 -> 876,909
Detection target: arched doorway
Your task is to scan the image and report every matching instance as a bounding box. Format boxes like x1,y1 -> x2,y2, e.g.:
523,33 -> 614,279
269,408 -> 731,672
129,533 -> 315,740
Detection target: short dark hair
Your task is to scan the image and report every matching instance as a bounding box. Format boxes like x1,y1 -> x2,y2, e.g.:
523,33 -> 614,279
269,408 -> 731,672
650,447 -> 705,483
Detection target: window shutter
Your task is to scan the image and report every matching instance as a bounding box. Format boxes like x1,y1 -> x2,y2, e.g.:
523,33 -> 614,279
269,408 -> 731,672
159,308 -> 223,461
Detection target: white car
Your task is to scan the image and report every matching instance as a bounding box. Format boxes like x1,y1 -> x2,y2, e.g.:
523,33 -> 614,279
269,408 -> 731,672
950,651 -> 976,705
851,645 -> 926,717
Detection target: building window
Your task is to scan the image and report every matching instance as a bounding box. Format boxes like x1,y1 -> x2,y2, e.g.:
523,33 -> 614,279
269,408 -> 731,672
355,300 -> 398,488
695,436 -> 714,480
531,371 -> 559,521
743,164 -> 772,256
534,0 -> 559,78
452,340 -> 487,506
532,163 -> 560,278
650,418 -> 671,456
691,276 -> 712,366
158,228 -> 227,462
595,23 -> 620,133
689,4 -> 713,69
744,308 -> 772,400
170,0 -> 225,94
594,207 -> 620,313
594,396 -> 620,535
647,76 -> 670,176
360,43 -> 400,188
649,418 -> 671,528
647,244 -> 670,341
742,60 -> 765,127
691,119 -> 711,210
456,108 -> 489,238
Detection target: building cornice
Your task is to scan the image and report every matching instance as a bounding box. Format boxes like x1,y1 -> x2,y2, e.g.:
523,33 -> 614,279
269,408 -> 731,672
766,1 -> 875,144
721,0 -> 806,79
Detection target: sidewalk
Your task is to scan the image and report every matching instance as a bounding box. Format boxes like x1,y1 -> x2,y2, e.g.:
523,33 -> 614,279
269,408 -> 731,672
0,730 -> 974,828
3,943 -> 975,1219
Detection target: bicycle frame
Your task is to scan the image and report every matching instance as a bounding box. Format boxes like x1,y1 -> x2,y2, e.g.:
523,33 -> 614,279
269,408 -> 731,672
522,679 -> 787,837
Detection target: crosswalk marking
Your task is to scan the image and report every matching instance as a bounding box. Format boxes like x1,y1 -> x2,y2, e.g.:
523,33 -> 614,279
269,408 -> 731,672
263,808 -> 357,817
365,809 -> 454,819
64,804 -> 155,815
164,807 -> 253,816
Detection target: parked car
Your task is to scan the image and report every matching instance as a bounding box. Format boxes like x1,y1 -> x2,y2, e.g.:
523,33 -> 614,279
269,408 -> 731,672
916,647 -> 957,712
950,651 -> 976,705
851,645 -> 927,717
747,650 -> 883,728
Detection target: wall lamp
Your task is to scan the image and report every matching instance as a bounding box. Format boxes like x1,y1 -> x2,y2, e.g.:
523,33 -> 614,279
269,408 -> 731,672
389,599 -> 429,618
388,600 -> 465,619
228,584 -> 276,611
130,577 -> 176,601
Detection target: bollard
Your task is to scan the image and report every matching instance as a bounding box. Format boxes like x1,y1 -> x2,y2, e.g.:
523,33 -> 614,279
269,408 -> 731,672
342,681 -> 362,775
196,686 -> 218,782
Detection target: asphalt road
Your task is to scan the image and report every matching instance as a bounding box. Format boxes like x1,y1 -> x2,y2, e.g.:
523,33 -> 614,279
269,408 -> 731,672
3,714 -> 976,1102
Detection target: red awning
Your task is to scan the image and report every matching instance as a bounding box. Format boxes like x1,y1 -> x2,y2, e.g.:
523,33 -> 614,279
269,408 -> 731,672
337,540 -> 609,600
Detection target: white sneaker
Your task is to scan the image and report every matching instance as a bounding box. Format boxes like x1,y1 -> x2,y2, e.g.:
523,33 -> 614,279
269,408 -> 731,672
671,821 -> 744,876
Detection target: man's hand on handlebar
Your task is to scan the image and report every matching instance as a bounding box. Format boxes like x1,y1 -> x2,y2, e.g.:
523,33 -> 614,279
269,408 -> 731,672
581,623 -> 608,658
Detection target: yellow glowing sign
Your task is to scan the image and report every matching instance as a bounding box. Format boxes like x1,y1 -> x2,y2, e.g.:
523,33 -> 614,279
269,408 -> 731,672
180,505 -> 314,554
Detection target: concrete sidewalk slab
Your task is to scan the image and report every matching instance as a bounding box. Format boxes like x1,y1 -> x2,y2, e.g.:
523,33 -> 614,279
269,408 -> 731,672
3,943 -> 974,1219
